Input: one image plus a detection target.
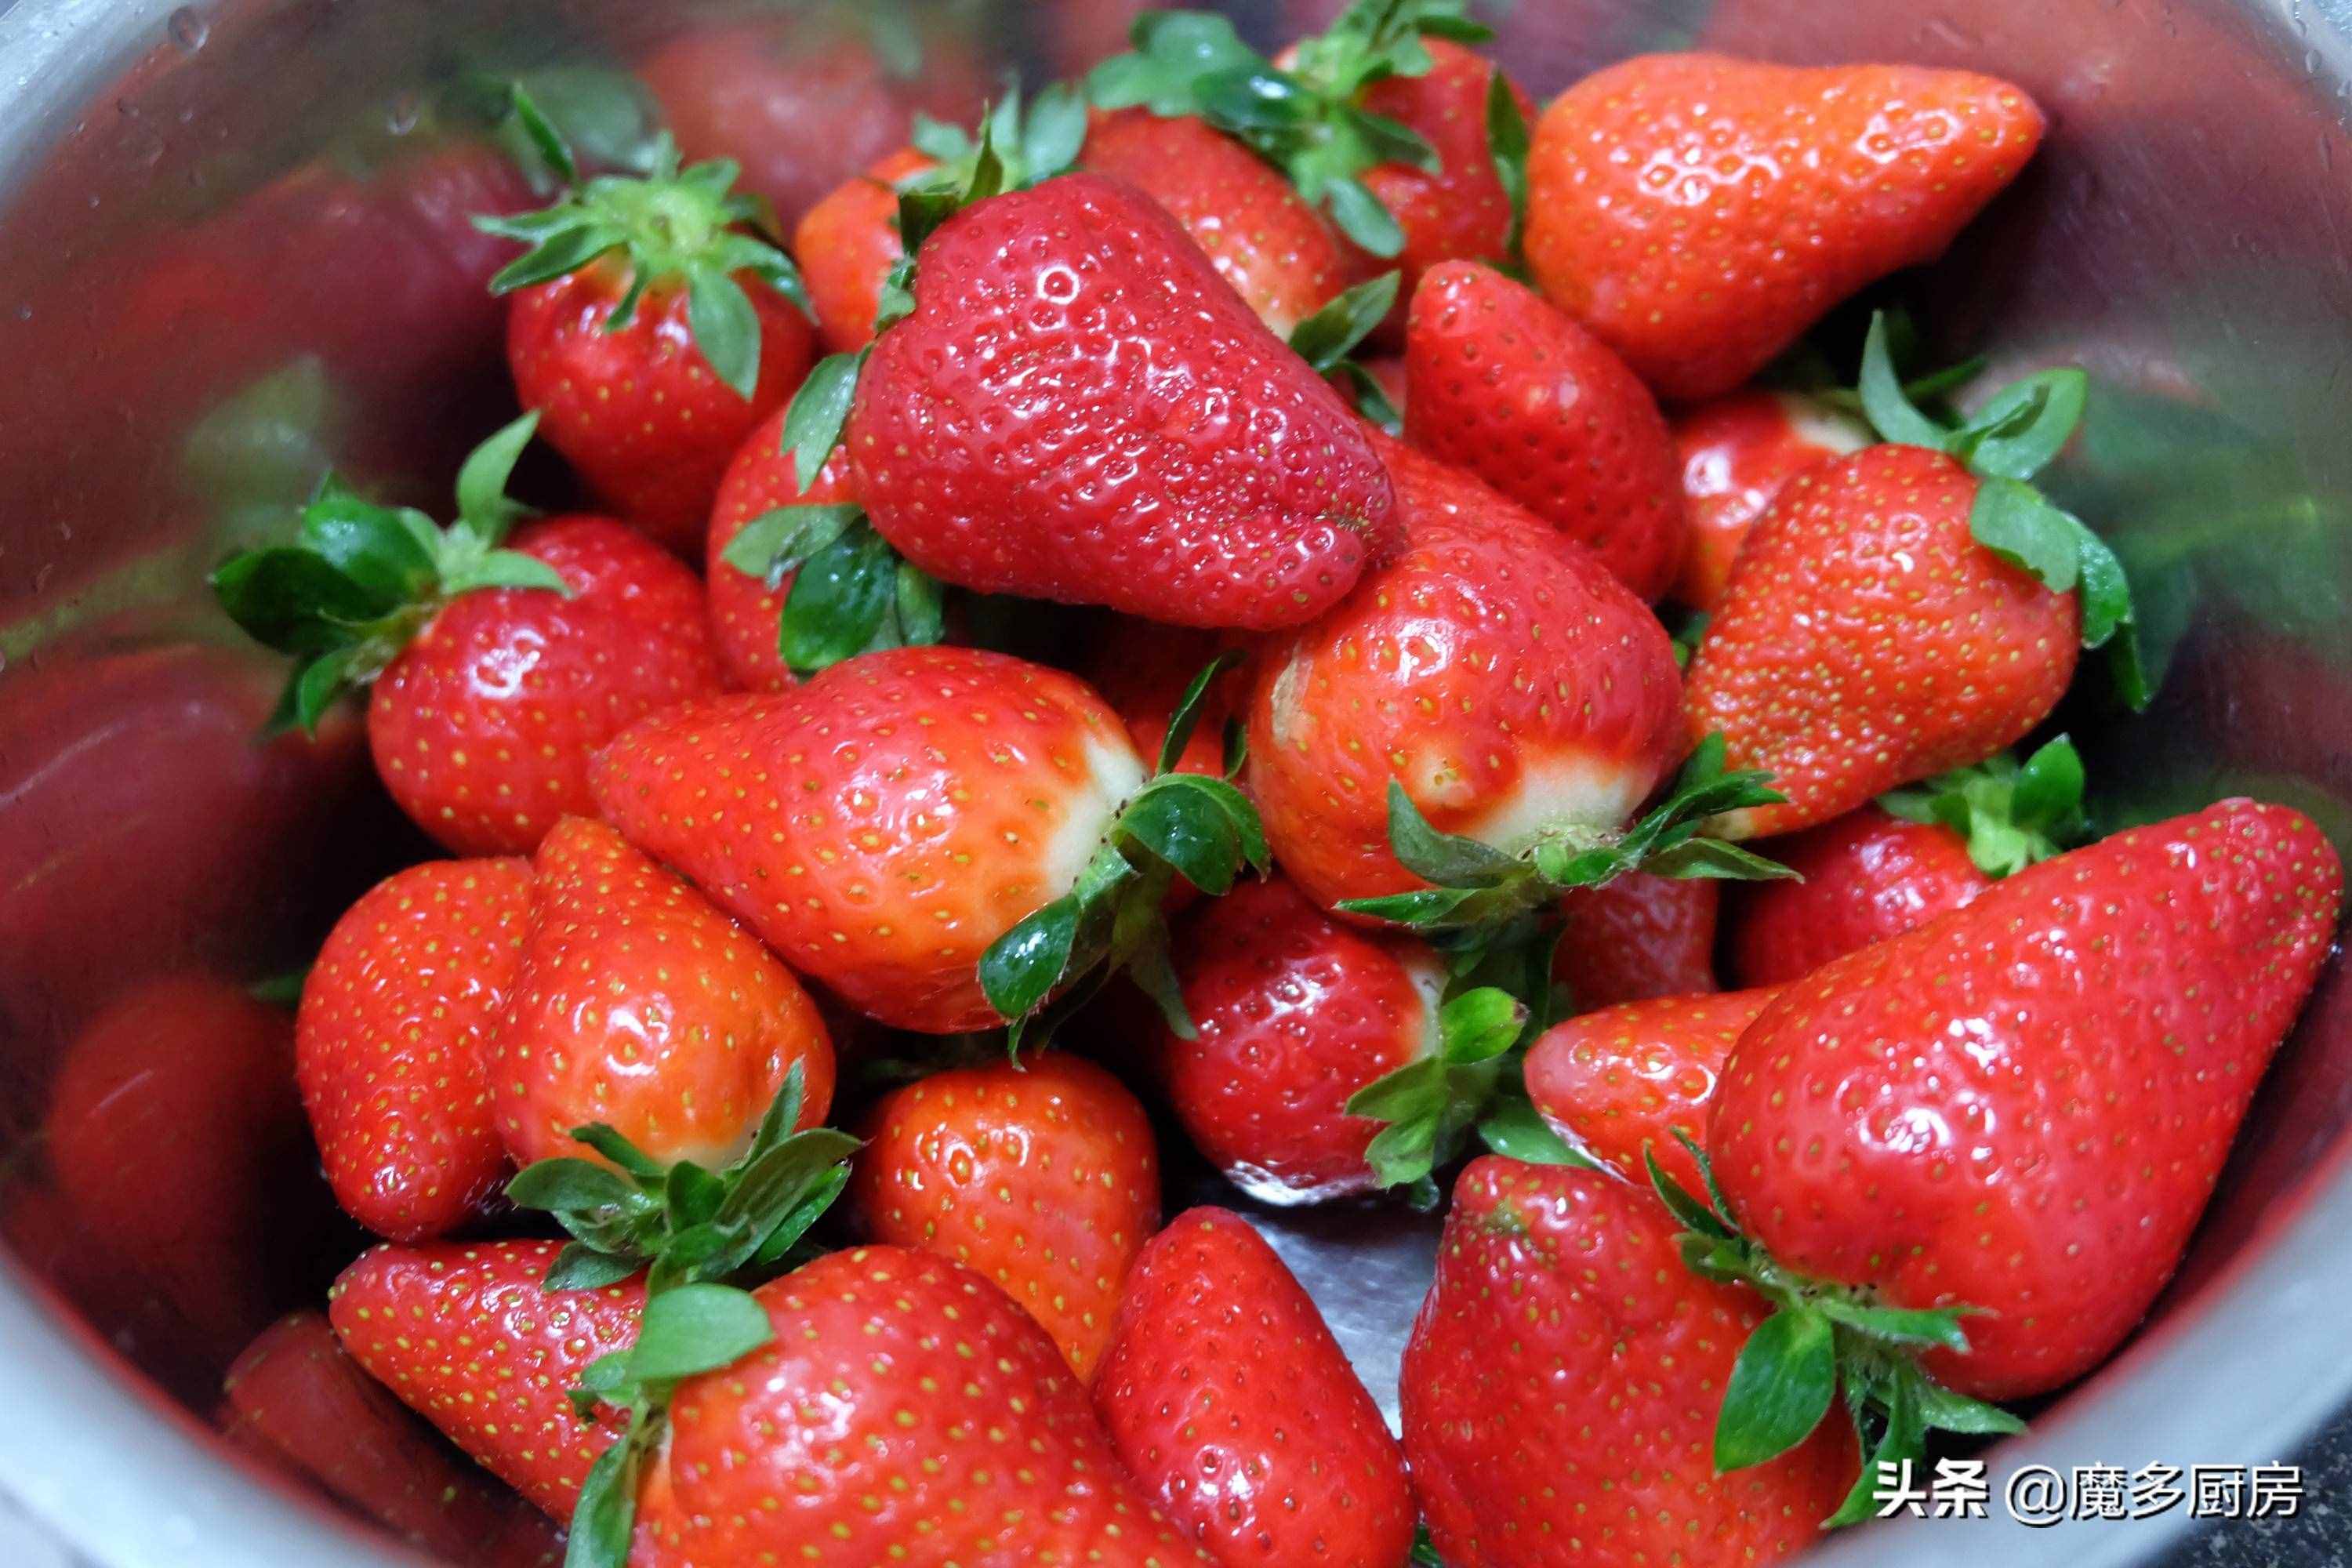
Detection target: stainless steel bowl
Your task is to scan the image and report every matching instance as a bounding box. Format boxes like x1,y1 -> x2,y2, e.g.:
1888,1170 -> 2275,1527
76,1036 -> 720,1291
2,2 -> 2349,1564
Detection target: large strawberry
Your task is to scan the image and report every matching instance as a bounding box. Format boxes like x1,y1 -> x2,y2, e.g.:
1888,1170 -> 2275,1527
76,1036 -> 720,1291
1402,1157 -> 1856,1566
1524,54 -> 2046,400
211,414 -> 723,855
1685,318 -> 2147,838
1672,390 -> 1871,612
297,857 -> 533,1241
1404,260 -> 1686,601
592,645 -> 1266,1041
1094,1208 -> 1415,1567
848,1052 -> 1158,1381
475,112 -> 816,554
1552,870 -> 1718,1010
822,173 -> 1396,630
1679,800 -> 2339,1515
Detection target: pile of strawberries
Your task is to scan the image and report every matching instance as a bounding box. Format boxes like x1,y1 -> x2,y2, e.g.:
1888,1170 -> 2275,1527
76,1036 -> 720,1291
189,4 -> 2344,1566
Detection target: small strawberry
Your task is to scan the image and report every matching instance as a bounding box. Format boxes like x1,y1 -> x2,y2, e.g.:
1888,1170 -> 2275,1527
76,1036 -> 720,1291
491,816 -> 834,1174
1401,1157 -> 1856,1567
1159,875 -> 1446,1203
593,645 -> 1267,1041
1685,318 -> 2147,838
1525,53 -> 2046,400
328,1238 -> 645,1519
1094,1207 -> 1415,1567
1672,390 -> 1873,612
1552,869 -> 1719,1010
1523,986 -> 1780,1192
211,414 -> 724,855
296,857 -> 534,1241
830,172 -> 1397,630
1682,800 -> 2339,1517
628,1247 -> 1207,1566
848,1052 -> 1158,1381
475,107 -> 817,554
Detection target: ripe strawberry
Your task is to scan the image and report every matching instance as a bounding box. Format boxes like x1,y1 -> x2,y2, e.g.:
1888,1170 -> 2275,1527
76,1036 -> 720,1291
1094,1208 -> 1415,1567
842,173 -> 1397,630
1728,808 -> 1984,987
1352,38 -> 1535,306
1245,428 -> 1685,913
1523,986 -> 1780,1192
212,415 -> 724,856
704,406 -> 855,693
477,126 -> 817,554
1159,875 -> 1444,1203
848,1053 -> 1159,1381
795,147 -> 937,353
1401,1157 -> 1856,1566
640,1247 -> 1207,1566
592,645 -> 1266,1039
1672,390 -> 1871,612
1691,800 -> 2339,1495
1525,54 -> 2046,400
1083,108 -> 1359,336
1552,870 -> 1718,1010
492,816 -> 833,1172
328,1238 -> 645,1519
297,857 -> 533,1241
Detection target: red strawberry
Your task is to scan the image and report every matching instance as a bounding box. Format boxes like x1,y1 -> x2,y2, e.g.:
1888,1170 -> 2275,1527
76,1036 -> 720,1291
1083,109 -> 1358,336
492,816 -> 833,1172
479,136 -> 817,554
1523,986 -> 1780,1192
1246,427 -> 1683,911
1159,875 -> 1443,1203
1726,807 -> 1986,987
328,1238 -> 645,1519
593,646 -> 1265,1038
794,147 -> 937,354
643,1247 -> 1207,1566
1094,1208 -> 1415,1567
703,405 -> 859,694
1404,260 -> 1685,601
1700,800 -> 2339,1481
297,857 -> 533,1241
848,1053 -> 1159,1381
212,416 -> 724,857
1082,622 -> 1254,782
1672,390 -> 1872,612
843,173 -> 1398,631
1352,39 -> 1536,307
1525,54 -> 2046,400
1402,1157 -> 1856,1567
1552,870 -> 1719,1010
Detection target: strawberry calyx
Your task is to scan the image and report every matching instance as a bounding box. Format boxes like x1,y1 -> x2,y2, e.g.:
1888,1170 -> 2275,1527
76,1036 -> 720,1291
209,412 -> 568,735
1856,310 -> 2153,711
472,85 -> 811,401
1289,270 -> 1405,431
1880,733 -> 2089,877
981,654 -> 1272,1052
718,499 -> 946,676
1085,0 -> 1492,256
1646,1133 -> 2024,1528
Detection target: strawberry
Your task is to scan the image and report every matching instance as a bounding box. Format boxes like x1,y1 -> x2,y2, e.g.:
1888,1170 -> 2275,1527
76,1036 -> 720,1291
613,1247 -> 1207,1567
794,147 -> 937,354
848,1052 -> 1158,1381
491,816 -> 834,1174
1726,808 -> 1984,988
475,118 -> 817,554
706,407 -> 835,694
1552,870 -> 1718,1010
1351,37 -> 1535,304
1684,319 -> 2147,838
1682,800 -> 2340,1512
1401,1157 -> 1856,1566
1523,986 -> 1780,1192
296,857 -> 534,1241
592,645 -> 1266,1040
1159,875 -> 1444,1203
1082,622 -> 1254,783
211,415 -> 723,855
1524,54 -> 2046,401
1094,1207 -> 1415,1567
1671,390 -> 1872,613
833,172 -> 1396,631
328,1238 -> 645,1519
1403,260 -> 1686,601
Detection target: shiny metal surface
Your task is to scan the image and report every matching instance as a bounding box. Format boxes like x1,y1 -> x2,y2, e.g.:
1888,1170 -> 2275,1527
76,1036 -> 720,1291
2,2 -> 2350,1564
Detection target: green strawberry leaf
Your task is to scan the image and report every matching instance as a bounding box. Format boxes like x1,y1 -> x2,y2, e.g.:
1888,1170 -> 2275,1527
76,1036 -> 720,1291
499,79 -> 581,187
566,1418 -> 650,1568
1485,66 -> 1530,266
543,1243 -> 646,1293
625,1282 -> 773,1382
451,411 -> 542,546
779,347 -> 869,492
1381,782 -> 1524,887
1715,1306 -> 1838,1472
1437,986 -> 1525,1065
1157,651 -> 1246,775
720,503 -> 864,588
1334,360 -> 1403,434
1289,272 -> 1400,373
684,263 -> 764,401
1969,475 -> 2080,593
1857,312 -> 1952,451
781,520 -> 899,672
1881,735 -> 2089,878
1324,176 -> 1406,257
1475,1089 -> 1592,1167
1086,12 -> 1265,116
1955,367 -> 2087,481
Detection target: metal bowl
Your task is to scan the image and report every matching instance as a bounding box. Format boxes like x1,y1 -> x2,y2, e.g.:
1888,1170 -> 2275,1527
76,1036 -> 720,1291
2,2 -> 2347,1564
